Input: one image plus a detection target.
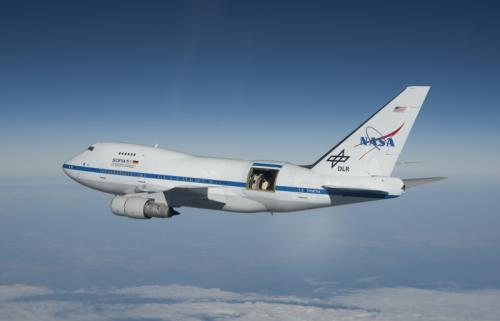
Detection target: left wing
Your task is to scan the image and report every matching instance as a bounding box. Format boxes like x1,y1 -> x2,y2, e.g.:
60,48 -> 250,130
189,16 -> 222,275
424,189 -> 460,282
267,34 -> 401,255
112,185 -> 226,219
134,184 -> 226,210
163,186 -> 226,210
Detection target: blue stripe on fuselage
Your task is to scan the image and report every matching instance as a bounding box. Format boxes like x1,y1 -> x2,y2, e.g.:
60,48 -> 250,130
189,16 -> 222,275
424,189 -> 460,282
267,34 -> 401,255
63,164 -> 326,194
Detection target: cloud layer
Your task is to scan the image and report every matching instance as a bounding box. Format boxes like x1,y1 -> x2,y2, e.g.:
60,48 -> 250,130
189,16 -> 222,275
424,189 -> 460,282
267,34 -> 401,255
1,284 -> 500,321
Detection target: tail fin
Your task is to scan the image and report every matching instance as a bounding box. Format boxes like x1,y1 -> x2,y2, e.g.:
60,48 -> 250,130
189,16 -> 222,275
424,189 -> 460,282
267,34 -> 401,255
306,86 -> 430,176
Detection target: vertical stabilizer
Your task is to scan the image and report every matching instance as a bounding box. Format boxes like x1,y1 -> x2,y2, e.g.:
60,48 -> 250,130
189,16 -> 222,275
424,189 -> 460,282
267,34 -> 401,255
307,86 -> 430,176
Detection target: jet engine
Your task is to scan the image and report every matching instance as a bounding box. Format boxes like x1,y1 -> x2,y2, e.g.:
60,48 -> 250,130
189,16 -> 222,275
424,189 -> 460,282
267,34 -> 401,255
111,196 -> 178,219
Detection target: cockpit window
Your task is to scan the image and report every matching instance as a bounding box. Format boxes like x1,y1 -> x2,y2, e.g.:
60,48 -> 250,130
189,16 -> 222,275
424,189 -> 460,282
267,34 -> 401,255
87,146 -> 94,151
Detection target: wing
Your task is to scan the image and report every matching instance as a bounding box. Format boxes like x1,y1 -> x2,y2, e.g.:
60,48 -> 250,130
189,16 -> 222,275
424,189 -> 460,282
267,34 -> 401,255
134,184 -> 226,210
163,186 -> 226,209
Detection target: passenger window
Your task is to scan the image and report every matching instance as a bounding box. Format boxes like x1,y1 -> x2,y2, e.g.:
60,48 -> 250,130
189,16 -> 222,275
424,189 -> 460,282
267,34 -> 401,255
246,168 -> 279,192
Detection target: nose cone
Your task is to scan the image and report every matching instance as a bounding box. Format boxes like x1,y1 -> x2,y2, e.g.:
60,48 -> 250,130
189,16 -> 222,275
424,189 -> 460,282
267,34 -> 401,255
62,154 -> 83,180
63,145 -> 95,182
62,163 -> 71,177
62,161 -> 76,179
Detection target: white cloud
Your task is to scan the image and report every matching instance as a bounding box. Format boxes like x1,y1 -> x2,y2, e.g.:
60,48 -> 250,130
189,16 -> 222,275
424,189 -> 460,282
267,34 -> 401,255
0,284 -> 51,301
111,284 -> 243,301
1,284 -> 500,321
333,287 -> 500,321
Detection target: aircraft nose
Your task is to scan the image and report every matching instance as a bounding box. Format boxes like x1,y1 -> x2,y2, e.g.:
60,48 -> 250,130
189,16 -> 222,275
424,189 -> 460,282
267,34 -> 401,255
62,162 -> 74,179
63,145 -> 94,181
62,155 -> 80,179
62,163 -> 70,176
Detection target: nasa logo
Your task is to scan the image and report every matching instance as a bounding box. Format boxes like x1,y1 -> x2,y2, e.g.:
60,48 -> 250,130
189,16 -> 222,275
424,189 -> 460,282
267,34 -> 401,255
360,137 -> 396,147
355,123 -> 404,160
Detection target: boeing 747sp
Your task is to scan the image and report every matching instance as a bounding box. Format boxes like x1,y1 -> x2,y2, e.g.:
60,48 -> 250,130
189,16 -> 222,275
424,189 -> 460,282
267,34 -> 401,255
63,86 -> 443,219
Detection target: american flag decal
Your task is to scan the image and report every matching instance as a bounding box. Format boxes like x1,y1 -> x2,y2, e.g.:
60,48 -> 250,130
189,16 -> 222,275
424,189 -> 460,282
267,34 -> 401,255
393,106 -> 407,113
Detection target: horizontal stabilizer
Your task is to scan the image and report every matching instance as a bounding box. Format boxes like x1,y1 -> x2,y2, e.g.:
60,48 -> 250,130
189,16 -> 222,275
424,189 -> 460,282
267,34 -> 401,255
403,177 -> 446,189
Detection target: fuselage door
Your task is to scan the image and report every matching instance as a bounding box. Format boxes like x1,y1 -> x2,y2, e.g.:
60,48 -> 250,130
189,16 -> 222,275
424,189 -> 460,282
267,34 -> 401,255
246,165 -> 280,192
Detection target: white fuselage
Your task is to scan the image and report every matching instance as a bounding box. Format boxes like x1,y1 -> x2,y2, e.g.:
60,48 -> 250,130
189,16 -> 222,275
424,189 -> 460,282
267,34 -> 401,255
63,142 -> 403,213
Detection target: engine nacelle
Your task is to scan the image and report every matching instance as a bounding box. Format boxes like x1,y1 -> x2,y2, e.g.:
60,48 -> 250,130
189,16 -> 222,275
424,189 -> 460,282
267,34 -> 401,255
111,196 -> 177,219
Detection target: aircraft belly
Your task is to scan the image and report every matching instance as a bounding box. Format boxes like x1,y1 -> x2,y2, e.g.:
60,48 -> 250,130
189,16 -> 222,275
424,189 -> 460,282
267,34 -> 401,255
207,187 -> 267,212
75,174 -> 135,194
236,189 -> 330,213
269,192 -> 331,212
206,187 -> 331,213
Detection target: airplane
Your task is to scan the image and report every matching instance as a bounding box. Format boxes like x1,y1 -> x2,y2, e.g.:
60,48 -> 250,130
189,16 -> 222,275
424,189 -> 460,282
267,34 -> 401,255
63,86 -> 444,219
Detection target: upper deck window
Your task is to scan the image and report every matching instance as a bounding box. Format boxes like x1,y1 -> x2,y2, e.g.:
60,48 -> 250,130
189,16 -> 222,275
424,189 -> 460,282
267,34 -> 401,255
118,152 -> 136,156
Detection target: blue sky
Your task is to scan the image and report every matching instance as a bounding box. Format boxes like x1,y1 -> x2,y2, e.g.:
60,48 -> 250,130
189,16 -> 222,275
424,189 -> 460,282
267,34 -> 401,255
1,0 -> 499,179
1,1 -> 500,320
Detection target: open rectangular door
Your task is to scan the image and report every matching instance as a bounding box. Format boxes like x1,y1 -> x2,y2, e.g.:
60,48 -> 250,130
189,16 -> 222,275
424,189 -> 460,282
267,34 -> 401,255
246,167 -> 279,192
